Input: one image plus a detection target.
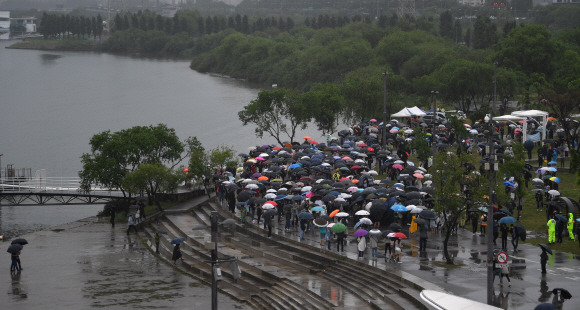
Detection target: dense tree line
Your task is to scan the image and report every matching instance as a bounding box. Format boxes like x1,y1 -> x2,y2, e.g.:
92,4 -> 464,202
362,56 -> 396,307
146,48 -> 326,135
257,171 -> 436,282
38,12 -> 103,40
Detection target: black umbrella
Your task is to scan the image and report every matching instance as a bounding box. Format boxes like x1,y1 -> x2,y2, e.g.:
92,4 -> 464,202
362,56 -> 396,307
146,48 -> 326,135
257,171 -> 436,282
11,238 -> 28,245
552,288 -> 572,300
539,243 -> 553,255
263,209 -> 277,218
7,244 -> 23,254
420,210 -> 436,220
523,140 -> 534,151
237,191 -> 253,202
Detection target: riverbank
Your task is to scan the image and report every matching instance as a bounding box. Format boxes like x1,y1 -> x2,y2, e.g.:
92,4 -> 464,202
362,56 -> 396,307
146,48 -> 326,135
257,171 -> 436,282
5,38 -> 101,51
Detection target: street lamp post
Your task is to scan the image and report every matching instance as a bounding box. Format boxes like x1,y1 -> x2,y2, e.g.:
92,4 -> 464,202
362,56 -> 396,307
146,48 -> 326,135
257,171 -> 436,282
430,90 -> 439,170
382,71 -> 388,147
486,63 -> 498,305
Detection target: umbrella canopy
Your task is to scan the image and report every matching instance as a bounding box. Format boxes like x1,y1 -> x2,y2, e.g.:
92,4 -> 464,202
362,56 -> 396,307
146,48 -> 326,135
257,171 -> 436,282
11,238 -> 28,245
555,214 -> 567,223
419,210 -> 436,220
390,204 -> 408,212
388,232 -> 407,239
171,237 -> 185,244
388,223 -> 402,232
499,216 -> 517,224
552,288 -> 572,300
263,209 -> 277,218
355,210 -> 370,216
369,229 -> 382,236
7,244 -> 23,254
331,223 -> 347,233
353,229 -> 369,237
335,212 -> 350,217
358,217 -> 373,225
329,209 -> 340,217
539,243 -> 553,255
311,206 -> 325,212
314,217 -> 329,227
298,212 -> 314,219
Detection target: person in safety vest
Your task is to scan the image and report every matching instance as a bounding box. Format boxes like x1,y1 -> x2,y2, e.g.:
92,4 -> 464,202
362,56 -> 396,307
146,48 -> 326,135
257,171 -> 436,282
568,213 -> 575,240
547,216 -> 556,244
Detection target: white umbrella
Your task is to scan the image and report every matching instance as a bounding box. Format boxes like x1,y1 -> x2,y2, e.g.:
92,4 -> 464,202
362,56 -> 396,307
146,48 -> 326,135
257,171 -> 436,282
246,184 -> 259,190
355,210 -> 370,216
264,193 -> 277,199
532,178 -> 543,183
548,190 -> 560,196
267,189 -> 277,193
262,203 -> 275,209
358,217 -> 373,225
335,212 -> 350,217
368,170 -> 378,176
301,186 -> 312,192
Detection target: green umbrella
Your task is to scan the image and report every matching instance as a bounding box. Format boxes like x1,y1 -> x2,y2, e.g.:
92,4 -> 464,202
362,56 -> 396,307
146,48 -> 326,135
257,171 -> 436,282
331,222 -> 347,233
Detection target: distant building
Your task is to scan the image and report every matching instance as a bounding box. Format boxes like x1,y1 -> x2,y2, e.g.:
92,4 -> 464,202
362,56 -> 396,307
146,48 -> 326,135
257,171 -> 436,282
0,11 -> 9,40
457,0 -> 486,6
10,16 -> 37,36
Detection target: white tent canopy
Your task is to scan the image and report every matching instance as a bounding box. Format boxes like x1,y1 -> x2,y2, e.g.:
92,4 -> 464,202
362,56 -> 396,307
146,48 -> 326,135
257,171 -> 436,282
509,110 -> 549,144
492,115 -> 525,121
391,106 -> 427,118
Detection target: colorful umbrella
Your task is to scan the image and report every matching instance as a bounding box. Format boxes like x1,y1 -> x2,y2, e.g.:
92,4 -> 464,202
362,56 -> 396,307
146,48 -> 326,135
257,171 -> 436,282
331,223 -> 347,233
329,209 -> 340,217
353,229 -> 369,237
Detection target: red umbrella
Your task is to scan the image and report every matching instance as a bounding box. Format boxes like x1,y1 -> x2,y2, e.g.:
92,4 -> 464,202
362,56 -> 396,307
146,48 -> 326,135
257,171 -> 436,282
394,232 -> 407,239
272,146 -> 282,151
265,201 -> 278,206
308,140 -> 319,145
350,165 -> 363,170
357,143 -> 368,147
182,168 -> 189,173
392,164 -> 404,170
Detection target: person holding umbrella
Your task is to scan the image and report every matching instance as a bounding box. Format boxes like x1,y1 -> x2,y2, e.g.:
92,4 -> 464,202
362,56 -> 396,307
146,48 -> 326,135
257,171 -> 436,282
357,234 -> 367,259
539,244 -> 552,274
500,223 -> 509,251
10,249 -> 21,271
172,243 -> 182,264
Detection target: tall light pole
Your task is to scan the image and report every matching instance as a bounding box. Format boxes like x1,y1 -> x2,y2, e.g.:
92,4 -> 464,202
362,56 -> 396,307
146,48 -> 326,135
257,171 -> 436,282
382,71 -> 388,147
486,62 -> 498,305
430,90 -> 439,171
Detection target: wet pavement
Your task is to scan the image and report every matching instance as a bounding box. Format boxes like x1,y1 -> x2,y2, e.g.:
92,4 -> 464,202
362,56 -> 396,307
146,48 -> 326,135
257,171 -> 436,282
211,198 -> 580,310
0,216 -> 246,309
3,194 -> 579,310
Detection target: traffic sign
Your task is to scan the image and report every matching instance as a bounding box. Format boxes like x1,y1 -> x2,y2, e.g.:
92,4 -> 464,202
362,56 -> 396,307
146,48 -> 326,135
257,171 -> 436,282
496,251 -> 508,264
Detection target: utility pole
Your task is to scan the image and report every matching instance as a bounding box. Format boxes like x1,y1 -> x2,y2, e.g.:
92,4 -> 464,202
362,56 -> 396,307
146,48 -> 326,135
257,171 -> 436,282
486,62 -> 498,305
210,211 -> 219,310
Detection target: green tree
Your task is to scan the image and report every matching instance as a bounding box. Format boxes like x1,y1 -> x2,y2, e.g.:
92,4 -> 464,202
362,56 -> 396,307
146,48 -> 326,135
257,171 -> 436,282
472,15 -> 497,49
302,83 -> 346,135
433,152 -> 486,264
186,136 -> 211,196
79,124 -> 185,196
238,89 -> 310,145
439,10 -> 454,39
122,163 -> 181,212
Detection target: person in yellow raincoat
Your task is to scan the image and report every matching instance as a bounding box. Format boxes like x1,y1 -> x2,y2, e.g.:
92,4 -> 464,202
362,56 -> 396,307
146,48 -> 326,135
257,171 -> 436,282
568,213 -> 575,240
410,215 -> 418,235
547,217 -> 556,244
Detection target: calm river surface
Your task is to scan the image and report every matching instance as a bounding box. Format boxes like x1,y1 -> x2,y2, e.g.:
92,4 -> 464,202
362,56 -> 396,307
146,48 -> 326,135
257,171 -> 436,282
0,40 -> 321,238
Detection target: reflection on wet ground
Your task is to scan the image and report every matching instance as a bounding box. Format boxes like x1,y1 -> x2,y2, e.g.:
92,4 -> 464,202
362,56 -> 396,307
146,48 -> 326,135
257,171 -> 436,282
0,219 -> 246,309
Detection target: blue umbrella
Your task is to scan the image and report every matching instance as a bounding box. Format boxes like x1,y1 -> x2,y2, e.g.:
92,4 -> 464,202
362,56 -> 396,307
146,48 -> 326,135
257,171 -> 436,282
311,206 -> 325,212
288,163 -> 302,169
503,181 -> 515,187
548,161 -> 557,165
390,204 -> 408,212
298,212 -> 314,219
274,195 -> 287,201
555,214 -> 568,223
171,237 -> 185,244
548,167 -> 557,172
498,216 -> 517,224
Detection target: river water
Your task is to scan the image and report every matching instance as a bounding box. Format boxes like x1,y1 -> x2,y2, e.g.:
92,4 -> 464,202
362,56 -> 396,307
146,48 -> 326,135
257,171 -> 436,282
0,40 -> 324,239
